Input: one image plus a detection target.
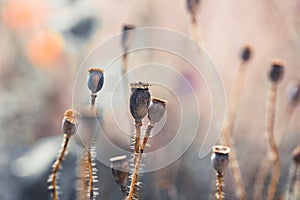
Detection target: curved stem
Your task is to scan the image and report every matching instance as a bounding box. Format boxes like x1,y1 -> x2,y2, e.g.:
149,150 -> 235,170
266,83 -> 281,200
50,135 -> 70,200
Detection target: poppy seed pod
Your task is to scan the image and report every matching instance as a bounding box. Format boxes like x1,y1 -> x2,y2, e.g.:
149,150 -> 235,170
129,81 -> 151,122
292,145 -> 300,164
211,145 -> 231,174
87,68 -> 104,93
269,61 -> 284,83
148,97 -> 167,123
186,0 -> 200,17
121,24 -> 135,52
62,109 -> 79,136
287,80 -> 300,107
110,155 -> 129,187
240,45 -> 252,62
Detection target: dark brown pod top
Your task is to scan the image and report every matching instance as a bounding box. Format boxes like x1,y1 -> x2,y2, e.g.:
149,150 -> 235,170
269,60 -> 284,83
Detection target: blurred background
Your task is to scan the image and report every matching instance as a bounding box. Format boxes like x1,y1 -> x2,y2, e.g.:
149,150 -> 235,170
0,0 -> 300,199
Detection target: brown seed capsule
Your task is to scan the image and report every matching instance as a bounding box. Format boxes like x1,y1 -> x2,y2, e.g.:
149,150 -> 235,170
87,68 -> 104,93
269,60 -> 284,83
110,155 -> 129,194
129,81 -> 151,122
240,45 -> 252,62
292,145 -> 300,164
211,145 -> 231,174
62,109 -> 79,136
148,97 -> 167,123
287,80 -> 300,107
121,24 -> 135,52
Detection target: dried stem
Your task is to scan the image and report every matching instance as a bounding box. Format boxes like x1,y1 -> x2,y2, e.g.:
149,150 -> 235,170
87,149 -> 94,199
49,135 -> 70,200
221,61 -> 248,200
77,154 -> 89,200
254,106 -> 294,200
216,173 -> 224,200
190,19 -> 201,45
134,121 -> 142,155
266,83 -> 281,200
128,123 -> 154,200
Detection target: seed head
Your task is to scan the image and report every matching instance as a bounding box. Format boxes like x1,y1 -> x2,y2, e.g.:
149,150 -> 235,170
292,145 -> 300,165
129,81 -> 151,122
269,60 -> 284,83
287,80 -> 300,107
121,24 -> 135,52
148,97 -> 167,123
240,45 -> 252,62
110,155 -> 129,187
87,68 -> 104,93
211,145 -> 230,174
186,0 -> 200,17
62,109 -> 79,136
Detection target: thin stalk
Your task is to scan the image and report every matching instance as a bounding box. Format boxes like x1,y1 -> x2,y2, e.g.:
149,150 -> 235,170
134,121 -> 142,155
77,153 -> 88,200
216,173 -> 224,200
128,123 -> 154,200
87,149 -> 94,199
49,135 -> 70,200
221,61 -> 248,200
266,83 -> 281,200
254,106 -> 294,199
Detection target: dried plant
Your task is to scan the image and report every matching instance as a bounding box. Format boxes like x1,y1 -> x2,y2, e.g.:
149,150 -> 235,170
87,68 -> 104,108
211,145 -> 231,200
221,45 -> 252,200
264,60 -> 284,200
254,79 -> 299,199
48,109 -> 79,200
121,24 -> 135,77
110,155 -> 130,200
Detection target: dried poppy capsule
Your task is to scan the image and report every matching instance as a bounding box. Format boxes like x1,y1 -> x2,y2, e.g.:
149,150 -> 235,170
240,45 -> 252,62
110,155 -> 129,199
269,60 -> 284,83
87,68 -> 104,93
129,81 -> 151,122
62,109 -> 79,136
121,24 -> 135,52
186,0 -> 200,18
292,145 -> 300,164
211,145 -> 231,174
148,97 -> 167,123
287,80 -> 300,107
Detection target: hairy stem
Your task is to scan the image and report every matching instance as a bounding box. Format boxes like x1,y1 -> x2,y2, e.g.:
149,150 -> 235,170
287,163 -> 298,200
87,149 -> 94,199
216,173 -> 224,200
50,135 -> 70,200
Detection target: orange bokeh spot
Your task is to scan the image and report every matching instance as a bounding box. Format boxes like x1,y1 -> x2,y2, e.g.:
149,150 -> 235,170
27,30 -> 64,67
1,0 -> 47,30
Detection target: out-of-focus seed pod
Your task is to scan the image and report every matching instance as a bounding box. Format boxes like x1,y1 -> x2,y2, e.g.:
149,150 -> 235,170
186,0 -> 200,20
129,81 -> 151,122
110,155 -> 129,199
287,80 -> 300,107
87,68 -> 104,93
121,24 -> 135,52
292,145 -> 300,164
269,61 -> 284,83
148,97 -> 167,123
62,109 -> 79,136
211,145 -> 231,174
240,45 -> 252,62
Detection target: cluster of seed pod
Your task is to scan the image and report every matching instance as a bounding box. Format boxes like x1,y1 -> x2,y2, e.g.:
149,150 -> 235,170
109,81 -> 167,200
